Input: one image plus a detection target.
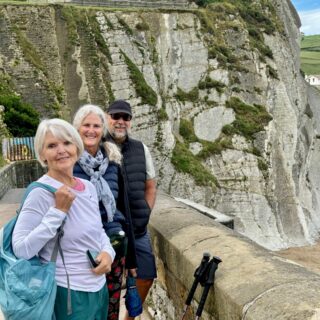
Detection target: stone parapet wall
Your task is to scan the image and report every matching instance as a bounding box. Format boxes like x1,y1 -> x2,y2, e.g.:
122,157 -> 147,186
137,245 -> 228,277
0,163 -> 15,200
148,192 -> 320,319
0,160 -> 45,199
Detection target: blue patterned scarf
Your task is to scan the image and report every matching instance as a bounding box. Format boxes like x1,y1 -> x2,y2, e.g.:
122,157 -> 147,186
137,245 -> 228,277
78,149 -> 116,222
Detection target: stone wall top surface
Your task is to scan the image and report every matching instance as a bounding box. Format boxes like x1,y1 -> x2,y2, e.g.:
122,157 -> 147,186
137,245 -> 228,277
149,192 -> 320,319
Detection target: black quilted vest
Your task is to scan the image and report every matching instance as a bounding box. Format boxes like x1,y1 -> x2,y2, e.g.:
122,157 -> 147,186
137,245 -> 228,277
107,134 -> 151,237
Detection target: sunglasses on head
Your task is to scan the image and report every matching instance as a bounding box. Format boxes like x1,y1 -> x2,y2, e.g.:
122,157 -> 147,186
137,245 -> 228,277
110,113 -> 132,121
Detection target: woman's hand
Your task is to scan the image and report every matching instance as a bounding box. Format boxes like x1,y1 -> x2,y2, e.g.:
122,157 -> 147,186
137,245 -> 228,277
92,251 -> 113,275
54,185 -> 76,213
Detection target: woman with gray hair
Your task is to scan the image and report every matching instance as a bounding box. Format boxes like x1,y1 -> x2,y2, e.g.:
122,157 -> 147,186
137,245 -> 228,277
73,104 -> 137,320
12,118 -> 115,319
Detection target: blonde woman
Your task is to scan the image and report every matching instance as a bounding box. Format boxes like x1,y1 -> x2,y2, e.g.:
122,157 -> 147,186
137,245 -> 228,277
12,118 -> 115,319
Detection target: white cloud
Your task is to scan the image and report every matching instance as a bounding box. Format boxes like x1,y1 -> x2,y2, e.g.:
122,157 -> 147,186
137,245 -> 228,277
299,9 -> 320,35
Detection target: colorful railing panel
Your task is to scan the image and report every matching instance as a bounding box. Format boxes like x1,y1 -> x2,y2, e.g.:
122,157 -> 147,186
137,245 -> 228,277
2,137 -> 36,161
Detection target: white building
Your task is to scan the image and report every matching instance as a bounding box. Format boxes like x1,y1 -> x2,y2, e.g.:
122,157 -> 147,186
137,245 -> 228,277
305,75 -> 320,86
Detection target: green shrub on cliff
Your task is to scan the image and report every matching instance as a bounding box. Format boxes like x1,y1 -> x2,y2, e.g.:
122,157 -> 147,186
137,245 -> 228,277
224,97 -> 272,140
179,119 -> 197,144
12,26 -> 46,75
199,77 -> 226,94
175,87 -> 199,103
197,0 -> 279,66
121,51 -> 157,106
171,141 -> 218,188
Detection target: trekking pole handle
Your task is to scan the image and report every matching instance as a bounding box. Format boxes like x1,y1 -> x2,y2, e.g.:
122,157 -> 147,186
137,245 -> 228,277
195,256 -> 222,319
185,252 -> 210,306
181,253 -> 210,320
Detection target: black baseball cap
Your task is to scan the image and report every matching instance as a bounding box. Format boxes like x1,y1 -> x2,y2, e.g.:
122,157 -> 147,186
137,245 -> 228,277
107,100 -> 132,116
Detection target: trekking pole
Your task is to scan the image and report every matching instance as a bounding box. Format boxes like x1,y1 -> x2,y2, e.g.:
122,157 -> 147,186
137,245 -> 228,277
195,256 -> 222,320
181,252 -> 211,320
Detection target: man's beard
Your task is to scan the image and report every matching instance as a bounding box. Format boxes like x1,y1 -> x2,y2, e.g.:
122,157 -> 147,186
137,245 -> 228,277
109,127 -> 130,141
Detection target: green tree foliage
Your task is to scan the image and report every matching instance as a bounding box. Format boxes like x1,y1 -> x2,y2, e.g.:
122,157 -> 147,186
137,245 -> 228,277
0,73 -> 39,137
0,95 -> 40,137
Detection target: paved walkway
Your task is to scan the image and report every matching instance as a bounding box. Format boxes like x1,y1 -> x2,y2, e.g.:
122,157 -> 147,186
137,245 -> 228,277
0,188 -> 151,320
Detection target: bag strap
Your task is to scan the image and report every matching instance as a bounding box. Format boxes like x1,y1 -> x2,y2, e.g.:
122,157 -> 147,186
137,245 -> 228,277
18,181 -> 72,315
50,218 -> 72,315
17,182 -> 62,262
50,219 -> 65,263
16,182 -> 57,215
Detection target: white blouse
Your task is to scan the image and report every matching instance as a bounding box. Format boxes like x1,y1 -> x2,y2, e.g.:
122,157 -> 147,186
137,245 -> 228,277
12,175 -> 115,292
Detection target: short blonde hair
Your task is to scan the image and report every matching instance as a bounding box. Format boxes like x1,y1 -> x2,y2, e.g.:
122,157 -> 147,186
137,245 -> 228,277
72,104 -> 107,136
34,118 -> 84,167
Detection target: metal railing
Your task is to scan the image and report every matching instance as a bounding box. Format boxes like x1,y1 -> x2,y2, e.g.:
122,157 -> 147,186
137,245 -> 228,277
23,0 -> 189,7
71,0 -> 189,8
2,137 -> 36,161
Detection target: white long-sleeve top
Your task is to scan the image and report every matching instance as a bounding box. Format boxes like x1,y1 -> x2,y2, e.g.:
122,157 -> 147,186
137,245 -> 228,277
12,175 -> 115,292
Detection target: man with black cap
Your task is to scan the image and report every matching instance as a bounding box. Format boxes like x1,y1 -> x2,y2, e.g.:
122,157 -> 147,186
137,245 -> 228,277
105,99 -> 157,319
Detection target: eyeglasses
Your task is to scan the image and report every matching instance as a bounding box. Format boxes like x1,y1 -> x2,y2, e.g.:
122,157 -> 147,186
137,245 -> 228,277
110,113 -> 132,121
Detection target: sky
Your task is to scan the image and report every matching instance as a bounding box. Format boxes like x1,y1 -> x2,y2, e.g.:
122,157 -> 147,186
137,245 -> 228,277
291,0 -> 320,35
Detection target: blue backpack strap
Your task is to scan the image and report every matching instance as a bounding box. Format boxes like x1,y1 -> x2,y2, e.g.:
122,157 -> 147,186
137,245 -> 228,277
1,182 -> 58,261
14,181 -> 72,314
17,182 -> 57,215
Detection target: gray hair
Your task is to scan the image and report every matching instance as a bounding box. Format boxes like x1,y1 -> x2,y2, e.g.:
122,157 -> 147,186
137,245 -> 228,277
73,104 -> 122,164
72,104 -> 107,136
103,141 -> 122,165
34,118 -> 84,167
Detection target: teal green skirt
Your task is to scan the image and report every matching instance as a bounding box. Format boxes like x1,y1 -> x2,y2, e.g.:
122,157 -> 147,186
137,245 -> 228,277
54,285 -> 108,320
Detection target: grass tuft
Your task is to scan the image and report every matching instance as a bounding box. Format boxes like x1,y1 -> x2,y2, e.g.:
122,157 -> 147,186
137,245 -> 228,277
225,97 -> 272,140
122,51 -> 157,106
171,141 -> 218,188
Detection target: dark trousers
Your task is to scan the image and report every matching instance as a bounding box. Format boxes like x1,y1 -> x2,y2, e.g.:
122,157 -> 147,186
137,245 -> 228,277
107,256 -> 126,320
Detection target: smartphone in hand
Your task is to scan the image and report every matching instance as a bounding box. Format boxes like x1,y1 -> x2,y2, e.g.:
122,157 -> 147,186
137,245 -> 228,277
87,250 -> 99,268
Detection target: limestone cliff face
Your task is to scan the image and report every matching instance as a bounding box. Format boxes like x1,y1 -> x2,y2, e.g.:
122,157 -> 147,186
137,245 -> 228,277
0,1 -> 319,250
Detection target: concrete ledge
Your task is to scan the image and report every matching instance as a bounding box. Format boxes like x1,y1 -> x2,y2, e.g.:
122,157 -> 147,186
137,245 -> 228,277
174,197 -> 234,229
149,192 -> 320,319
